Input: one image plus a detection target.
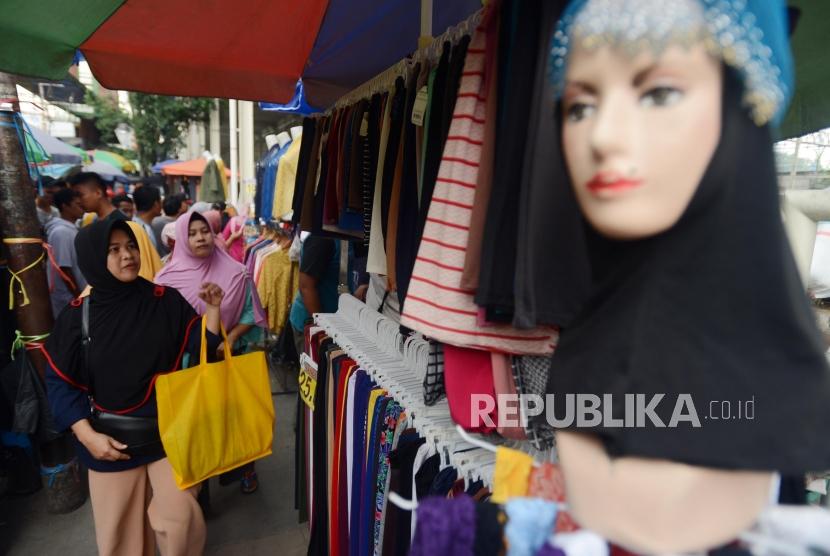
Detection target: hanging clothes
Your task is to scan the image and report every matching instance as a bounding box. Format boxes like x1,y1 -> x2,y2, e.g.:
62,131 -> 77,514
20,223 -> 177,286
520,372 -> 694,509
399,10 -> 556,356
512,0 -> 589,329
261,138 -> 294,223
475,0 -> 545,320
255,245 -> 299,334
273,131 -> 303,221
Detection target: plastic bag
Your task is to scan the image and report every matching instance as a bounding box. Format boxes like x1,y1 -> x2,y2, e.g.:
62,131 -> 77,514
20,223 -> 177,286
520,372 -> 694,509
0,348 -> 60,441
156,320 -> 275,489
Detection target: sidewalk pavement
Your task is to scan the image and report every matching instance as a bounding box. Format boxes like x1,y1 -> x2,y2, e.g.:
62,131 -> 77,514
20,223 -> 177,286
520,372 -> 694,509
0,393 -> 306,556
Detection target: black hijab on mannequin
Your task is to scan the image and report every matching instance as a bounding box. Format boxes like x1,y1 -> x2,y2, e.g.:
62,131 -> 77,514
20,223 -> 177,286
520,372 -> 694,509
45,219 -> 198,412
546,69 -> 830,473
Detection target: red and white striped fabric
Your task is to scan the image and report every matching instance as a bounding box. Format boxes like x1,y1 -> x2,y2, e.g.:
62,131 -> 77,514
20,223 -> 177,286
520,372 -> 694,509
400,27 -> 557,356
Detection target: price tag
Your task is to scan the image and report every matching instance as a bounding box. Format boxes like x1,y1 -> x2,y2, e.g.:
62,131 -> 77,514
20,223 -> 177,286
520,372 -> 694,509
411,86 -> 429,127
299,353 -> 318,411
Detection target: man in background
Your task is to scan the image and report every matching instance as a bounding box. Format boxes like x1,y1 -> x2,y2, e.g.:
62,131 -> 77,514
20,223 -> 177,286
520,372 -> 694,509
35,178 -> 66,227
45,188 -> 87,316
71,172 -> 122,223
71,172 -> 161,281
152,194 -> 186,257
112,193 -> 135,219
133,186 -> 162,251
289,235 -> 341,358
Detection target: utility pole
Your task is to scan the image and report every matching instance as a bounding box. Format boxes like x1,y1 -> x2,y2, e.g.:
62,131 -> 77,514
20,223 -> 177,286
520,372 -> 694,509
1,72 -> 83,512
0,71 -> 53,377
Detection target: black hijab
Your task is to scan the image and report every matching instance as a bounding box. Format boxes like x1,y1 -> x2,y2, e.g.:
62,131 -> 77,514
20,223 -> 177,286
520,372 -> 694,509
546,69 -> 830,473
45,219 -> 198,413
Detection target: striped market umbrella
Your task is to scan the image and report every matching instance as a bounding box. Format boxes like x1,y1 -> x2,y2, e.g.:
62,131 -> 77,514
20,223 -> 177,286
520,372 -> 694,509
0,1 -> 827,137
0,0 -> 479,109
89,149 -> 137,174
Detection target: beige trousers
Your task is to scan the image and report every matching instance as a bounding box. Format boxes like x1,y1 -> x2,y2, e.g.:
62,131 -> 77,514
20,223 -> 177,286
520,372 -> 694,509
87,458 -> 205,556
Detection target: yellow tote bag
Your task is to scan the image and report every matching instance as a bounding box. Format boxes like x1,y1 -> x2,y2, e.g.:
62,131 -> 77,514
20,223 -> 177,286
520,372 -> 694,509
156,319 -> 275,489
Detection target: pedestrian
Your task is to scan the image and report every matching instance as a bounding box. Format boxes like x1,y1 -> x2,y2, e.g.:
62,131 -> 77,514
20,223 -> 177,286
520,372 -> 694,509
35,178 -> 65,228
71,173 -> 121,223
221,205 -> 247,263
289,235 -> 341,359
132,186 -> 162,251
112,194 -> 135,220
70,172 -> 162,282
153,194 -> 187,257
44,218 -> 225,556
45,188 -> 87,317
155,211 -> 268,494
203,210 -> 228,252
160,221 -> 177,264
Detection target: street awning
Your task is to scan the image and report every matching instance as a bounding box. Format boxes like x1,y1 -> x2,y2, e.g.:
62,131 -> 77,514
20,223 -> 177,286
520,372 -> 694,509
2,1 -> 826,138
162,158 -> 231,178
0,0 -> 479,107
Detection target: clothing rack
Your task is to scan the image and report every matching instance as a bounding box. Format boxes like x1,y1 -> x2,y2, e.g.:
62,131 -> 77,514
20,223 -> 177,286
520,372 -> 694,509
331,7 -> 484,109
314,294 -> 553,490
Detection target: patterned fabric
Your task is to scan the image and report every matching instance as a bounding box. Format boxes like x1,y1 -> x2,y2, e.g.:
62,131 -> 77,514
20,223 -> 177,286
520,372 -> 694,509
423,340 -> 446,406
527,463 -> 580,533
374,400 -> 403,554
513,355 -> 556,450
399,21 -> 557,355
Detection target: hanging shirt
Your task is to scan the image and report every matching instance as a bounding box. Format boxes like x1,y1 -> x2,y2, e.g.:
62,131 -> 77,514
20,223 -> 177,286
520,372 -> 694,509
256,247 -> 300,334
399,23 -> 556,356
273,135 -> 303,220
261,140 -> 293,222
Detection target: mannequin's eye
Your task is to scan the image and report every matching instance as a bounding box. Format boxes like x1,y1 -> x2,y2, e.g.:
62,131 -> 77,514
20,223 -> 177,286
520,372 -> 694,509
640,86 -> 682,108
565,102 -> 596,122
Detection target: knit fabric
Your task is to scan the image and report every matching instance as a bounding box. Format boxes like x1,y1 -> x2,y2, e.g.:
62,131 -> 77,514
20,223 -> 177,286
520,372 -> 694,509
399,21 -> 556,356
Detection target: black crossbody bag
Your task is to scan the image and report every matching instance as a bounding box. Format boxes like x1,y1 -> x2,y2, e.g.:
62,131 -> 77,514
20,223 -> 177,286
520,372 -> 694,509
82,297 -> 165,458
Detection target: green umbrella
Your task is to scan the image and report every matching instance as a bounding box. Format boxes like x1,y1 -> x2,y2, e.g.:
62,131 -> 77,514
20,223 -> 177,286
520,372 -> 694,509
90,149 -> 136,173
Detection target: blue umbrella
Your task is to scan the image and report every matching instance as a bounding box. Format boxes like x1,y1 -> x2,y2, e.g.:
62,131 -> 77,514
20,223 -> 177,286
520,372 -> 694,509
151,159 -> 181,173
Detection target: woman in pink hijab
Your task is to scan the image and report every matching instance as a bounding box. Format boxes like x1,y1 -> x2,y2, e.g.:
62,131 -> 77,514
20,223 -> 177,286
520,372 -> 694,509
155,211 -> 267,493
221,204 -> 248,263
203,210 -> 228,252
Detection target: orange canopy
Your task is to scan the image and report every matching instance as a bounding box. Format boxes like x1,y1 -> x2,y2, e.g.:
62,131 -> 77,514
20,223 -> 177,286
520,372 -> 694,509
161,158 -> 231,178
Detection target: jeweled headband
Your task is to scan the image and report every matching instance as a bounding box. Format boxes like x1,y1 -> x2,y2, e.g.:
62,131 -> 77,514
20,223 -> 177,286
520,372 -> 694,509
549,0 -> 794,126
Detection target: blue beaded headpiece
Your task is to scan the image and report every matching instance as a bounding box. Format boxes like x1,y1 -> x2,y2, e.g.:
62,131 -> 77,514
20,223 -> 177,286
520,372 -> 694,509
549,0 -> 794,125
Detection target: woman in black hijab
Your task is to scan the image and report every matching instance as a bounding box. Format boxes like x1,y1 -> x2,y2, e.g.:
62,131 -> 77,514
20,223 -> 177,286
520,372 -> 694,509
44,218 -> 222,556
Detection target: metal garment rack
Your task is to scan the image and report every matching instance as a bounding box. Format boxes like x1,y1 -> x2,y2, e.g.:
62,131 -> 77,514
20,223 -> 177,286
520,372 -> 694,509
314,294 -> 552,493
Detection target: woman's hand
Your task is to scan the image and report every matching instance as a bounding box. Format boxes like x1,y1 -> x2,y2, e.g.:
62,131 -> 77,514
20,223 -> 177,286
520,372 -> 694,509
216,332 -> 237,359
198,282 -> 225,308
72,419 -> 129,461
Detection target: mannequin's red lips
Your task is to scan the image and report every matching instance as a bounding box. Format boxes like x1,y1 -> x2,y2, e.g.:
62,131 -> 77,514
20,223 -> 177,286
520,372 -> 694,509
587,173 -> 642,194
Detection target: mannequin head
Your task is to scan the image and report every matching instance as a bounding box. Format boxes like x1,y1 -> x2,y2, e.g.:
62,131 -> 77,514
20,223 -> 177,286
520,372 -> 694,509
562,43 -> 722,239
551,0 -> 793,240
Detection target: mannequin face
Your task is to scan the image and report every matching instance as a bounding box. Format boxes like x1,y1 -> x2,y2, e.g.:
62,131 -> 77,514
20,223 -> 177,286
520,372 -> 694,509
562,43 -> 722,239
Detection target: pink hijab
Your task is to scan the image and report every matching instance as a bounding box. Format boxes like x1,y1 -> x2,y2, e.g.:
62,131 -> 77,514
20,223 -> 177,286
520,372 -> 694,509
155,212 -> 265,330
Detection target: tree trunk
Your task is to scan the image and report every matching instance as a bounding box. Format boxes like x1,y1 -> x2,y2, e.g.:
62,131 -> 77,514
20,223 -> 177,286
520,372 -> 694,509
0,72 -> 53,377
